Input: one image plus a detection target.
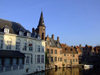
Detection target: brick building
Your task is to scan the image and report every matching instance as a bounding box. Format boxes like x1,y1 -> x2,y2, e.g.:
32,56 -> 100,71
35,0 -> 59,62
61,44 -> 79,67
45,35 -> 62,68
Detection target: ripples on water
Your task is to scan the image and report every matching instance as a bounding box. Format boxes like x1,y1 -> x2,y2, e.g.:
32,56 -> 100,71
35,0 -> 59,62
30,68 -> 100,75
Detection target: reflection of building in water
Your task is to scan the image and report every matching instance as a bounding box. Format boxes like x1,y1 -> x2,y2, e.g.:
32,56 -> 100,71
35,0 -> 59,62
0,13 -> 45,75
45,68 -> 79,75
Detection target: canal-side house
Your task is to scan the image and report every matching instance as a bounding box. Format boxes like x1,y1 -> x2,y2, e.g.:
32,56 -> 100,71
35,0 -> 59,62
61,44 -> 79,67
74,46 -> 82,63
0,18 -> 45,75
94,46 -> 100,55
45,35 -> 63,69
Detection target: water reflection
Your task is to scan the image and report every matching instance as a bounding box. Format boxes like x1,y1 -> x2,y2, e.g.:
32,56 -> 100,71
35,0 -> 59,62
45,68 -> 79,75
30,68 -> 100,75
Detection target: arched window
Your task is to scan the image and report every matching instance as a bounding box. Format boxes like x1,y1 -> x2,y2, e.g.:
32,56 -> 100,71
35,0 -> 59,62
6,39 -> 12,50
42,33 -> 44,40
4,26 -> 9,33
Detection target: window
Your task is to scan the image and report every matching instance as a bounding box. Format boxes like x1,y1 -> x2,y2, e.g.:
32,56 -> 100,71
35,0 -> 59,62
51,57 -> 53,62
51,49 -> 53,54
6,41 -> 12,50
23,43 -> 27,51
73,59 -> 75,62
42,46 -> 44,52
31,55 -> 33,64
73,54 -> 75,57
27,33 -> 31,37
13,58 -> 17,65
4,58 -> 11,71
19,58 -> 23,65
4,58 -> 10,66
60,58 -> 62,62
0,40 -> 3,49
4,28 -> 9,33
16,42 -> 20,51
55,50 -> 57,54
29,44 -> 33,51
47,49 -> 49,53
64,54 -> 66,56
41,55 -> 44,63
37,55 -> 40,63
58,58 -> 59,61
38,46 -> 40,52
55,57 -> 57,61
42,33 -> 44,40
19,31 -> 23,36
76,59 -> 78,62
26,56 -> 29,64
64,59 -> 66,62
70,59 -> 72,64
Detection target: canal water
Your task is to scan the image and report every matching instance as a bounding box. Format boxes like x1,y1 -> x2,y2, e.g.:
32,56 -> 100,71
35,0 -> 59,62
30,68 -> 100,75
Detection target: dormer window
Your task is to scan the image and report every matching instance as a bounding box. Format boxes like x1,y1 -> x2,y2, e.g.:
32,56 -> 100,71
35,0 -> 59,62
19,31 -> 23,36
27,32 -> 31,37
4,28 -> 9,33
37,34 -> 41,40
4,26 -> 9,33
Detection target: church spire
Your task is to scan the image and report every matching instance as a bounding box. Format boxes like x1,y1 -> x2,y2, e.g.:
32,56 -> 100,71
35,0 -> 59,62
38,11 -> 45,27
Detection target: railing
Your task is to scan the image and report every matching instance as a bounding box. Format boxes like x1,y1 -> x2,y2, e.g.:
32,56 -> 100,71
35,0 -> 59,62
13,65 -> 18,70
0,65 -> 24,72
5,65 -> 11,71
19,65 -> 24,69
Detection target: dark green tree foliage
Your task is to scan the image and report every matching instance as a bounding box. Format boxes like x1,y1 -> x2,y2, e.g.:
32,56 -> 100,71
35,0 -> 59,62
45,51 -> 49,64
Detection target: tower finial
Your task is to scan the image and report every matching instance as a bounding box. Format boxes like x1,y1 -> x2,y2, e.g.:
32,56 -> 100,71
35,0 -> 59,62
38,11 -> 45,27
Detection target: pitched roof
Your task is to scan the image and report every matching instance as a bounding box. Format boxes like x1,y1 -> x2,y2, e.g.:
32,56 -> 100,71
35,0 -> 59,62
0,19 -> 26,34
46,38 -> 62,48
0,19 -> 40,38
61,44 -> 78,54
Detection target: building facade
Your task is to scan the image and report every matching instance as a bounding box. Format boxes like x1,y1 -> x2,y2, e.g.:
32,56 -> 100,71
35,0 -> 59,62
61,44 -> 79,67
45,35 -> 62,68
0,16 -> 45,75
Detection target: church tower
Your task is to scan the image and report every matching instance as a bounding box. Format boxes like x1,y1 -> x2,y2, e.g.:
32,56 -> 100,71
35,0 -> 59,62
36,11 -> 46,40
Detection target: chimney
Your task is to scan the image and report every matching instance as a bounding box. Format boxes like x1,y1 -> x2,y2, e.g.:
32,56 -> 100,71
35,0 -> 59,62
32,28 -> 35,33
57,36 -> 59,42
46,35 -> 49,41
52,34 -> 54,39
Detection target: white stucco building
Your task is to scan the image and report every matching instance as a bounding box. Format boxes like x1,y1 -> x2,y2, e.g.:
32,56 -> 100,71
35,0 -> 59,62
0,16 -> 45,75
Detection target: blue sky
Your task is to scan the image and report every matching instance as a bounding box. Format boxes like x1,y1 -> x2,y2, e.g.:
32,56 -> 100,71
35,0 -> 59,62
0,0 -> 100,46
